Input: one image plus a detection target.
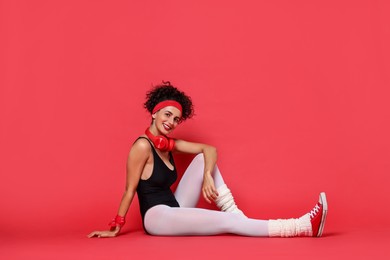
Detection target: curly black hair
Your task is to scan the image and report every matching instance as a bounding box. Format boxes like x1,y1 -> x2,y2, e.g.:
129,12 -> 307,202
144,81 -> 194,121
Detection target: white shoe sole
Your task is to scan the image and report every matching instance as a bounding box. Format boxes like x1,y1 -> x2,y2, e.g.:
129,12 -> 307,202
317,192 -> 328,237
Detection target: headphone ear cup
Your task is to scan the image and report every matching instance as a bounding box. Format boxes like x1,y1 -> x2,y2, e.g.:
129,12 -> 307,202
167,138 -> 175,151
154,135 -> 169,151
145,128 -> 174,152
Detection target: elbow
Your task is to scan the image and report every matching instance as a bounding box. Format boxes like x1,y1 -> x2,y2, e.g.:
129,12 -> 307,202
205,145 -> 217,158
210,145 -> 217,156
195,145 -> 218,161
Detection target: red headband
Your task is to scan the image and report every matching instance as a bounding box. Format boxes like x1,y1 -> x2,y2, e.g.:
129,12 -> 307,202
152,100 -> 183,114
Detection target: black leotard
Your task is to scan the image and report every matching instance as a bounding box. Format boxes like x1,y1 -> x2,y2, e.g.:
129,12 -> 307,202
136,137 -> 180,224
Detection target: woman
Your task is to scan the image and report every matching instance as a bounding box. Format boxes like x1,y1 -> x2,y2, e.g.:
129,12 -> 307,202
88,82 -> 328,238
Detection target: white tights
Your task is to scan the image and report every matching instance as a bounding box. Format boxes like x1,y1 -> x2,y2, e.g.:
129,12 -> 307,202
144,154 -> 269,236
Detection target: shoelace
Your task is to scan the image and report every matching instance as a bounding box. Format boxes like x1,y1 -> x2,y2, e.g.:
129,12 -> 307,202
309,203 -> 321,219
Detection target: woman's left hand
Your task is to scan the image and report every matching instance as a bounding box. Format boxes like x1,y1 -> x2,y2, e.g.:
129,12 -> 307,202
202,174 -> 219,203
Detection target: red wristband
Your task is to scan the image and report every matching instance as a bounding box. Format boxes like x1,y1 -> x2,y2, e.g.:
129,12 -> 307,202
108,215 -> 126,228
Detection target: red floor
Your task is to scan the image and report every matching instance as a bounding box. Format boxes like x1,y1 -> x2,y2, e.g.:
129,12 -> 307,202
3,225 -> 389,260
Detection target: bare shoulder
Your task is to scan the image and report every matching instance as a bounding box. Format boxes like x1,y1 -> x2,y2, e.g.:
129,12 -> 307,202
130,137 -> 151,156
127,137 -> 152,176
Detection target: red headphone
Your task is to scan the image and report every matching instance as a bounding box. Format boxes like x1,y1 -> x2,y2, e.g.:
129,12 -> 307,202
145,128 -> 175,152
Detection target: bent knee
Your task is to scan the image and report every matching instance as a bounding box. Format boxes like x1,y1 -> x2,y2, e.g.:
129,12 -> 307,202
193,153 -> 205,163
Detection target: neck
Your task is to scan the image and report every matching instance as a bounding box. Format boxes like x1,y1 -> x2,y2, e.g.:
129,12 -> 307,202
148,124 -> 164,137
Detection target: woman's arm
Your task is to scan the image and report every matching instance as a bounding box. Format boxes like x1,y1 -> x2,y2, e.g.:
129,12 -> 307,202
88,139 -> 150,238
174,139 -> 219,203
117,139 -> 150,217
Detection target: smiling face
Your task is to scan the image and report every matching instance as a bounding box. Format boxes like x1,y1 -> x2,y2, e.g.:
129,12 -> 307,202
151,106 -> 182,136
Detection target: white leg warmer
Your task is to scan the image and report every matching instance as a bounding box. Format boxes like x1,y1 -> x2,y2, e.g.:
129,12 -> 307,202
268,213 -> 312,237
215,184 -> 247,217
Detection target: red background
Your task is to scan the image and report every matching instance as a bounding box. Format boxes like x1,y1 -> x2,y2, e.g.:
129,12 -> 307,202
1,0 -> 389,259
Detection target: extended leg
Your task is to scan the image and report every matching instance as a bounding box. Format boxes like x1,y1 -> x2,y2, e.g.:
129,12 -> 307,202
144,205 -> 268,236
145,193 -> 328,237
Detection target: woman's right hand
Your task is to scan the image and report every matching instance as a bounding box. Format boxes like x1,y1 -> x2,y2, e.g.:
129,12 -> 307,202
87,226 -> 120,238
